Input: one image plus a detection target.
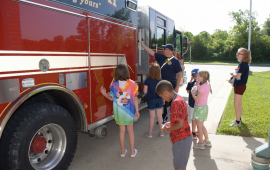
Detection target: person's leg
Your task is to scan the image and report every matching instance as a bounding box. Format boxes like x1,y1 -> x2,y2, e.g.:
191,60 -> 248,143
192,119 -> 197,133
234,94 -> 243,121
119,125 -> 126,155
162,102 -> 168,122
127,123 -> 135,155
195,120 -> 204,143
202,125 -> 209,141
156,108 -> 163,132
187,105 -> 192,124
148,110 -> 156,133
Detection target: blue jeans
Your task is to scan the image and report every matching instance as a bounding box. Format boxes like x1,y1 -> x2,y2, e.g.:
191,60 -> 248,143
147,98 -> 163,111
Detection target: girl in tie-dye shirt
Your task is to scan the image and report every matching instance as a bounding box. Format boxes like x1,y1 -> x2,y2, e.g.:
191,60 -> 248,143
100,64 -> 139,157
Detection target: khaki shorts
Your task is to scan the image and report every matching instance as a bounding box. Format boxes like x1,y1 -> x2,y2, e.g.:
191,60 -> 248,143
193,105 -> 208,121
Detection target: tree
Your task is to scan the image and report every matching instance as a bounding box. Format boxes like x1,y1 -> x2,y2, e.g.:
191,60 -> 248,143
227,10 -> 262,61
262,18 -> 270,36
211,29 -> 228,55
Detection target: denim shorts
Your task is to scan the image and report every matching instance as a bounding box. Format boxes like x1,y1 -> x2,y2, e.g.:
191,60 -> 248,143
147,98 -> 163,111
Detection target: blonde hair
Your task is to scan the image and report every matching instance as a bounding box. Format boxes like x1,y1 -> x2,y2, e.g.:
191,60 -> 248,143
149,63 -> 161,80
238,47 -> 252,64
198,70 -> 212,94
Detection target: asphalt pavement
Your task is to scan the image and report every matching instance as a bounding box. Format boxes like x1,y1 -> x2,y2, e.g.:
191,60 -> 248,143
68,65 -> 269,170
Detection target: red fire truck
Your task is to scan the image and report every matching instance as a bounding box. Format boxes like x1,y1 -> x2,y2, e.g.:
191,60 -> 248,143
0,0 -> 187,169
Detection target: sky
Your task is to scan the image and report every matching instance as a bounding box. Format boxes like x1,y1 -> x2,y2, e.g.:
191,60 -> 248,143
137,0 -> 270,35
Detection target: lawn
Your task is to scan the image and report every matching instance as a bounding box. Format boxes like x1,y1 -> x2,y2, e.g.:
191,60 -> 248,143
216,71 -> 270,141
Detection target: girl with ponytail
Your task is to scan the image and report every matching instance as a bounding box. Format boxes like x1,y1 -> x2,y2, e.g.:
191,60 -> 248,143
191,70 -> 212,150
230,48 -> 251,127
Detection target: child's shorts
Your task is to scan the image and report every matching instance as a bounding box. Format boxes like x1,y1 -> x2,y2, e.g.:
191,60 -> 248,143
187,105 -> 195,124
172,135 -> 192,169
234,84 -> 246,95
193,104 -> 208,121
147,98 -> 163,111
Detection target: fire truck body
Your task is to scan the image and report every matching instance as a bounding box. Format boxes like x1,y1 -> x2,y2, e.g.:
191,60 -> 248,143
0,0 -> 137,169
0,0 -> 186,169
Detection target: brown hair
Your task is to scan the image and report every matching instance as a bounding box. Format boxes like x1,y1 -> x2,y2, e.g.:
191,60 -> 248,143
198,70 -> 212,94
149,63 -> 161,80
238,47 -> 252,64
114,64 -> 130,81
155,80 -> 173,95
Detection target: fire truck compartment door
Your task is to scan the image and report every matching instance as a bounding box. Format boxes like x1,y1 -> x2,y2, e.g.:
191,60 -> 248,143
0,79 -> 20,104
66,72 -> 87,91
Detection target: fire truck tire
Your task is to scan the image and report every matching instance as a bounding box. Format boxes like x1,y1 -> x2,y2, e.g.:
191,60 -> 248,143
0,103 -> 77,170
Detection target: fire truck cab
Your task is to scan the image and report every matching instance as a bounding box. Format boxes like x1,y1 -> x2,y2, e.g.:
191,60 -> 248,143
0,0 -> 187,169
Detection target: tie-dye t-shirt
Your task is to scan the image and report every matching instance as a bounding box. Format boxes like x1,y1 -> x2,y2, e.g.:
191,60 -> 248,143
109,79 -> 138,125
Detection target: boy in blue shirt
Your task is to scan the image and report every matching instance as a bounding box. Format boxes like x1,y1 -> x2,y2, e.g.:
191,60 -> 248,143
186,69 -> 199,139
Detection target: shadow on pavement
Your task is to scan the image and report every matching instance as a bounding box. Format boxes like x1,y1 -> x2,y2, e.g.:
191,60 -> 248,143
192,140 -> 218,170
239,122 -> 264,150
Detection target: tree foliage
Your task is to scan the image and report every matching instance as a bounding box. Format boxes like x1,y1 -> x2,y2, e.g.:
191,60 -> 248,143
183,10 -> 270,62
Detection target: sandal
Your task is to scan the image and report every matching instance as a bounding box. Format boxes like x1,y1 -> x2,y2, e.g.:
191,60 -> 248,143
120,149 -> 127,157
131,149 -> 137,157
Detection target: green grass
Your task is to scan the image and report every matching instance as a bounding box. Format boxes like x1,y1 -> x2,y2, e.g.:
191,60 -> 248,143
184,61 -> 239,65
184,61 -> 270,66
216,71 -> 270,141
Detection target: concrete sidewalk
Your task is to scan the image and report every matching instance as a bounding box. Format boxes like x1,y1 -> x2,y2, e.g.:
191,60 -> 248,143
179,81 -> 266,170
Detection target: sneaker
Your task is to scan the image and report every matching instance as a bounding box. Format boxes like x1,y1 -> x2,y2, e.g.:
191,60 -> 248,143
144,132 -> 152,138
192,134 -> 197,140
120,149 -> 127,157
231,118 -> 242,123
159,132 -> 164,137
230,120 -> 241,127
193,142 -> 205,150
203,140 -> 212,147
131,149 -> 137,157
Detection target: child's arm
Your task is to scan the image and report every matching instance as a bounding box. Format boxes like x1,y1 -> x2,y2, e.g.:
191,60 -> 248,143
190,76 -> 194,82
162,120 -> 184,133
191,89 -> 203,102
143,85 -> 148,94
186,82 -> 191,94
100,86 -> 113,101
134,97 -> 140,119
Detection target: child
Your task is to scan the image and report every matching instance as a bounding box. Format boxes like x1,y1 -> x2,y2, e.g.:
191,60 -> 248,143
143,63 -> 164,138
100,64 -> 140,157
156,80 -> 192,170
191,70 -> 212,150
230,48 -> 251,127
186,69 -> 199,139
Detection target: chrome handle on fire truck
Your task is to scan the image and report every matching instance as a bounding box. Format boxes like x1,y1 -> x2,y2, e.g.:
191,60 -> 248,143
138,29 -> 141,67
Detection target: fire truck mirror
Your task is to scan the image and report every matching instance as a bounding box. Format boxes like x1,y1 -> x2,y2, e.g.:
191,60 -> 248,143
183,36 -> 189,52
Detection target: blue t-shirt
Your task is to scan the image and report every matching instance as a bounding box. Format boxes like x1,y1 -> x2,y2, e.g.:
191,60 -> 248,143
186,80 -> 196,108
144,78 -> 162,100
154,53 -> 182,82
234,62 -> 249,87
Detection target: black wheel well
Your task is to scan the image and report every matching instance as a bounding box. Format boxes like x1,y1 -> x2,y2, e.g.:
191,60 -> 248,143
19,90 -> 86,132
